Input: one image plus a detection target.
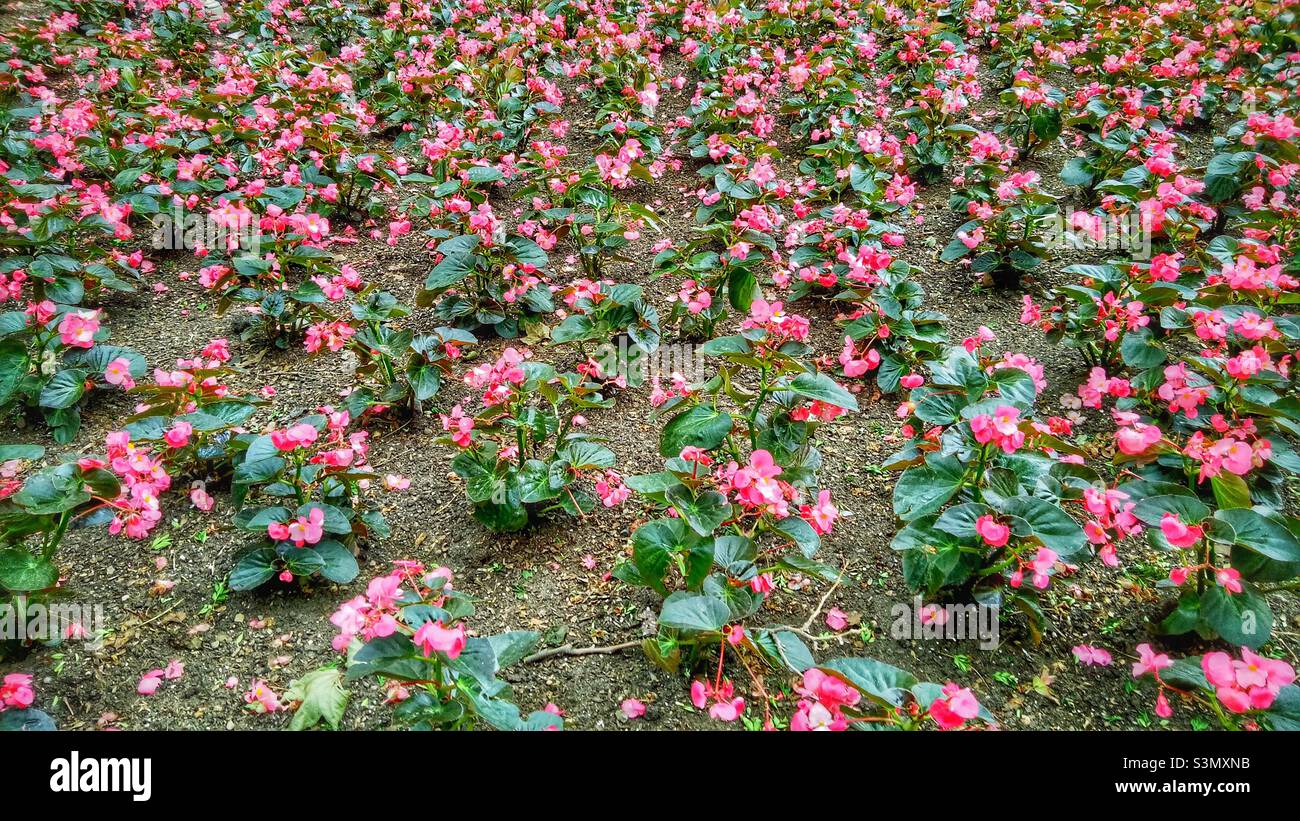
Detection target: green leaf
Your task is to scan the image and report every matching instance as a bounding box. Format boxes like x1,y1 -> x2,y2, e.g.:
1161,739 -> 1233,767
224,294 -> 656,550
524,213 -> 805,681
284,666 -> 350,730
994,496 -> 1086,559
660,406 -> 733,456
229,546 -> 278,591
0,444 -> 44,461
0,340 -> 30,405
788,372 -> 859,412
1200,585 -> 1272,649
0,549 -> 58,592
518,459 -> 560,504
486,630 -> 541,670
1132,494 -> 1210,527
727,268 -> 757,311
423,253 -> 475,291
665,484 -> 730,536
12,468 -> 90,514
1215,508 -> 1300,563
38,368 -> 88,409
774,515 -> 821,558
819,658 -> 918,706
1210,474 -> 1252,510
658,592 -> 730,633
0,708 -> 56,731
752,629 -> 815,673
313,540 -> 360,584
893,455 -> 965,521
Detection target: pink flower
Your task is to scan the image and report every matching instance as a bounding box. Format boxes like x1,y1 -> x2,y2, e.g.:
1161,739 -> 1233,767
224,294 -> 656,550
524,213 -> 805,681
384,474 -> 410,491
1072,645 -> 1113,667
1155,690 -> 1173,718
1132,643 -> 1172,678
620,698 -> 646,719
1202,649 -> 1295,713
268,507 -> 326,547
732,449 -> 783,507
0,673 -> 36,709
57,310 -> 100,348
164,660 -> 185,680
412,620 -> 466,659
164,421 -> 192,449
243,680 -> 281,713
1215,567 -> 1243,594
104,357 -> 135,390
929,683 -> 981,729
1159,513 -> 1203,548
1116,423 -> 1162,455
825,607 -> 849,631
974,514 -> 1010,548
271,423 -> 318,451
800,489 -> 838,535
190,482 -> 214,512
709,697 -> 745,721
137,670 -> 164,695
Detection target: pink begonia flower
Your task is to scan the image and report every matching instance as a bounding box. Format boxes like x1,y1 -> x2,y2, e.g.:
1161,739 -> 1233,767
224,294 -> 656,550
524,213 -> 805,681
412,620 -> 466,660
1,673 -> 36,709
1072,645 -> 1113,667
104,357 -> 135,390
384,474 -> 410,491
1202,649 -> 1296,713
190,482 -> 215,512
244,680 -> 281,713
1131,643 -> 1172,678
137,670 -> 165,695
620,698 -> 646,719
1159,513 -> 1203,548
1155,690 -> 1173,718
271,423 -> 318,451
268,507 -> 326,547
164,421 -> 192,449
974,514 -> 1010,547
801,489 -> 838,535
825,607 -> 849,631
1215,567 -> 1243,594
928,683 -> 981,729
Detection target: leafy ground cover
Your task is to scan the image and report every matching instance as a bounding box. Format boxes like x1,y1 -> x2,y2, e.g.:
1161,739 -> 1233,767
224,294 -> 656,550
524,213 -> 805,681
1,0 -> 1299,732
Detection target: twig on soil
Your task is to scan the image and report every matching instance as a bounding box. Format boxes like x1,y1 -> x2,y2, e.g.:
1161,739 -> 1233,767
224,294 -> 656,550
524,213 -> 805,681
134,601 -> 182,628
522,639 -> 641,664
762,566 -> 848,644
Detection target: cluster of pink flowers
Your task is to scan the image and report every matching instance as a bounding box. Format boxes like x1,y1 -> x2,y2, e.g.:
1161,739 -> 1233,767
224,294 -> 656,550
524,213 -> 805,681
1080,486 -> 1141,566
790,669 -> 861,731
464,346 -> 528,406
690,677 -> 745,722
94,431 -> 172,539
330,563 -> 460,661
1077,366 -> 1131,409
928,683 -> 983,730
0,673 -> 35,711
1202,649 -> 1295,714
741,298 -> 809,345
1009,547 -> 1058,590
970,405 -> 1024,454
267,507 -> 325,548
